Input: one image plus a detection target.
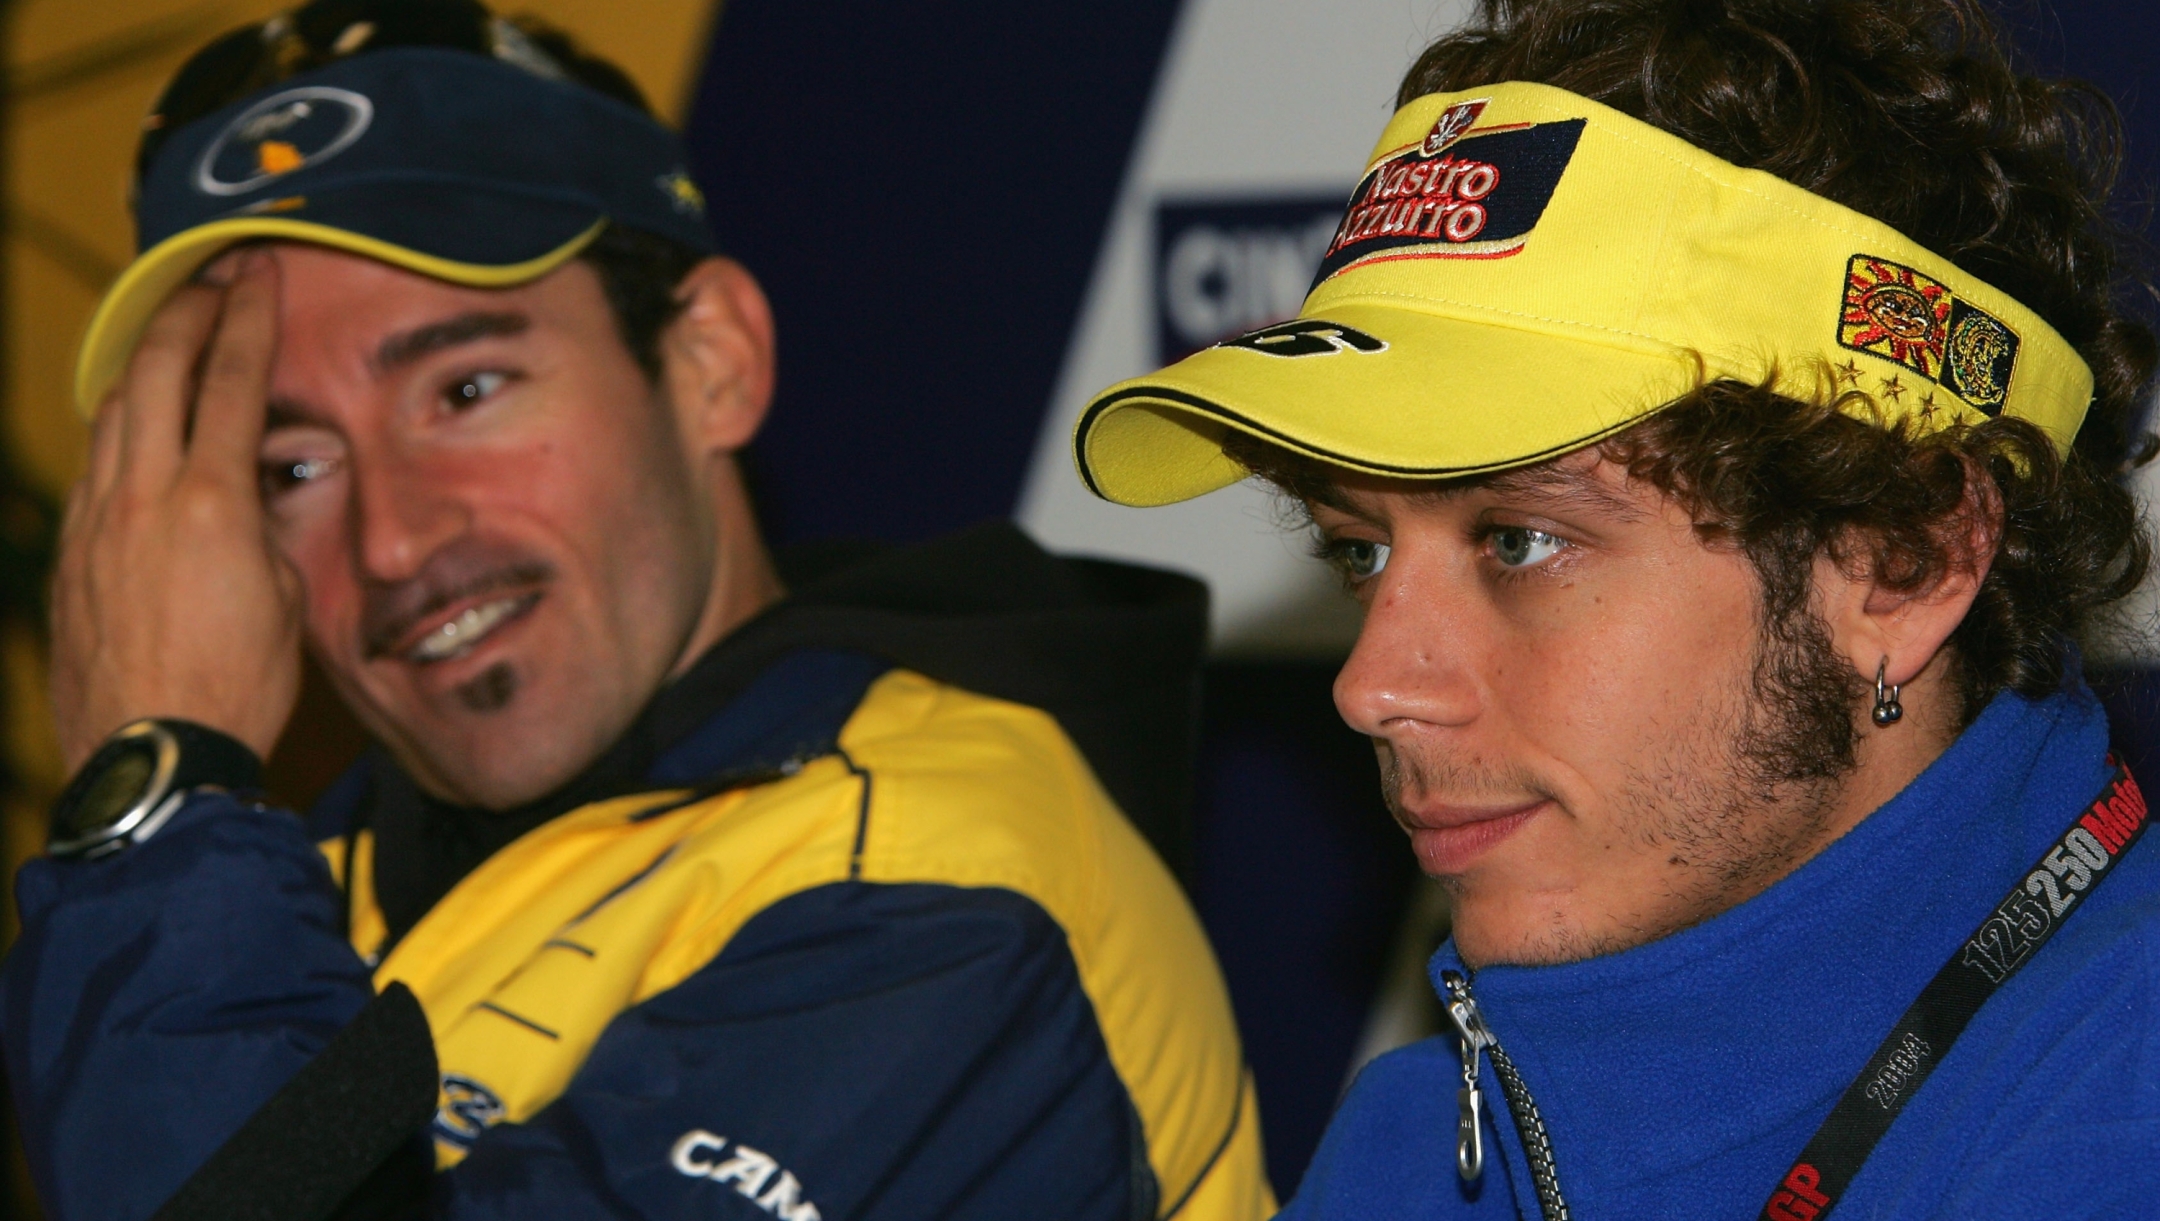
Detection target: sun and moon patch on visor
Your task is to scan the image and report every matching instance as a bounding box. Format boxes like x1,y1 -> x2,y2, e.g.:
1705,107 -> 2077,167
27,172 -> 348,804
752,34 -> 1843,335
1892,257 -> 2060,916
1838,254 -> 2021,416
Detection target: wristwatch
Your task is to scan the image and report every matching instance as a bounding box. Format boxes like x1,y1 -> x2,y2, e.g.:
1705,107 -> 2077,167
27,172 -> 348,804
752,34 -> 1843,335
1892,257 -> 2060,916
48,719 -> 263,859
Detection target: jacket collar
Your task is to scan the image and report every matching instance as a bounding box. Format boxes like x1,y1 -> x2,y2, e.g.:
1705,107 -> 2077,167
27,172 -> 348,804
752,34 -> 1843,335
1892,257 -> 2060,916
349,647 -> 890,955
1429,685 -> 2115,1205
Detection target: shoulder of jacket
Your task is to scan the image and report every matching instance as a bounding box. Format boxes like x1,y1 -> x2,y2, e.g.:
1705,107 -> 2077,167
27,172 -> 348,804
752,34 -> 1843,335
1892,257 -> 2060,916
494,669 -> 1120,996
832,670 -> 1123,908
837,669 -> 1092,782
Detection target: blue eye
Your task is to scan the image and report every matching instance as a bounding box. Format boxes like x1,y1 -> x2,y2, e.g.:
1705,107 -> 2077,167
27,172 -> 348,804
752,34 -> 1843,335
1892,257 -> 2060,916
1491,527 -> 1565,568
1331,539 -> 1391,582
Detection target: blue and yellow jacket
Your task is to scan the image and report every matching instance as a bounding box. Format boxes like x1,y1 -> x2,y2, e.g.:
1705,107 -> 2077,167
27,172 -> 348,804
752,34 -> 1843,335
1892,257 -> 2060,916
4,525 -> 1273,1221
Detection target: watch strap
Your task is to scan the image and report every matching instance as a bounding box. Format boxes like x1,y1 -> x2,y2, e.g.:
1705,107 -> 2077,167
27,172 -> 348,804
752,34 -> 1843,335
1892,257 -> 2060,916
160,719 -> 265,793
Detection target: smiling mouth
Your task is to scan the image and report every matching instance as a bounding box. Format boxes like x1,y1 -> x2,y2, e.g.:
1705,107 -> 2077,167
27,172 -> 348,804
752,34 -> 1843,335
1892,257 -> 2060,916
405,592 -> 542,665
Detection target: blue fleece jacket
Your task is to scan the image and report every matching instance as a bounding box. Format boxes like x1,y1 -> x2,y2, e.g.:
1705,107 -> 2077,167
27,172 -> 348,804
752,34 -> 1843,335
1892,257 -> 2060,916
1284,686 -> 2160,1220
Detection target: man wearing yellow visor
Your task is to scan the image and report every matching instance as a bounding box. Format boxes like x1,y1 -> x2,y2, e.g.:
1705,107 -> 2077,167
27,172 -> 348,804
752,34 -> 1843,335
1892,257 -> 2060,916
2,1 -> 1269,1218
1078,1 -> 2160,1217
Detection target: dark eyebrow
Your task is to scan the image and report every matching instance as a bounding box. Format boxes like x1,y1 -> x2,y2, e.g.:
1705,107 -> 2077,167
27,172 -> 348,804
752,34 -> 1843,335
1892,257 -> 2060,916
264,396 -> 330,432
1302,456 -> 1649,525
374,310 -> 530,372
1456,461 -> 1650,523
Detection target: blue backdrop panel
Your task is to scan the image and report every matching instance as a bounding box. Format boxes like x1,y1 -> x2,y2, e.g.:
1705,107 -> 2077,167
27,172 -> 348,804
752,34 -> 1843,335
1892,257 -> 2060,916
2006,1 -> 2160,221
683,0 -> 1181,544
2016,0 -> 2160,822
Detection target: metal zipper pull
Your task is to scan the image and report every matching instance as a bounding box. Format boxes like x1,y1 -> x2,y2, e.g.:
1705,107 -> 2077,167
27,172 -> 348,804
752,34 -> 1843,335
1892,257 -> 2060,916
1440,969 -> 1574,1221
1442,970 -> 1494,1182
1456,1082 -> 1487,1181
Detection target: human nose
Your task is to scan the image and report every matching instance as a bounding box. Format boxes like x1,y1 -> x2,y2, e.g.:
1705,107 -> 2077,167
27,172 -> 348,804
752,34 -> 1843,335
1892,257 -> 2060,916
1333,563 -> 1482,738
349,448 -> 469,584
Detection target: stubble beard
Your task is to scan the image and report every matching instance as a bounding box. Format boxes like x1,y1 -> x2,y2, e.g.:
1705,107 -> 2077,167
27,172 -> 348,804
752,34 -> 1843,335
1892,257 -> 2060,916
1383,599 -> 1866,964
1601,596 -> 1865,950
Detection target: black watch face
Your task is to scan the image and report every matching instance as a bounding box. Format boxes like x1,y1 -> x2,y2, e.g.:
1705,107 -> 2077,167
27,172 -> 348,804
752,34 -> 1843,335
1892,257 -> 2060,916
57,742 -> 159,841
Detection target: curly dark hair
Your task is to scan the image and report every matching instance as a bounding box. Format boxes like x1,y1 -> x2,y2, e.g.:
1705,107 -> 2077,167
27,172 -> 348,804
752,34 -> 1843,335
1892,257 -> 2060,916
1285,0 -> 2155,724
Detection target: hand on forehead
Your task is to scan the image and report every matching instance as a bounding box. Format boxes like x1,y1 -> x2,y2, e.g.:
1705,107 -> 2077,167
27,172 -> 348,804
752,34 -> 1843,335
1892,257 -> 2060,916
195,242 -> 265,288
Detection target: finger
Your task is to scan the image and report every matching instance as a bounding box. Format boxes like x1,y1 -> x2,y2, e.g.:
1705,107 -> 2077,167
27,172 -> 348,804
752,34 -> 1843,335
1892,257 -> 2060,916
188,250 -> 280,487
55,482 -> 92,585
61,472 -> 90,535
113,282 -> 224,490
85,390 -> 126,499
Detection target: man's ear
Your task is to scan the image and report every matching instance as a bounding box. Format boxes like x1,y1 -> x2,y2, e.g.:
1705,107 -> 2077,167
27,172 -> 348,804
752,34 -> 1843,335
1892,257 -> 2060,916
1821,471 -> 2003,690
659,257 -> 776,457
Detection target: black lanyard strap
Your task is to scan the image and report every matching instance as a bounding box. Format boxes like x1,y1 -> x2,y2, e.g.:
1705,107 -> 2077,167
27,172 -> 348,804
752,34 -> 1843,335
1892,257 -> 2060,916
1760,760 -> 2150,1221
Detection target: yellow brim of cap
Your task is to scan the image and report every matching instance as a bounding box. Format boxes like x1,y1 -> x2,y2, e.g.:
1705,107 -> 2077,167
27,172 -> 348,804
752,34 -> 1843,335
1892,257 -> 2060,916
74,216 -> 606,418
1078,300 -> 1706,507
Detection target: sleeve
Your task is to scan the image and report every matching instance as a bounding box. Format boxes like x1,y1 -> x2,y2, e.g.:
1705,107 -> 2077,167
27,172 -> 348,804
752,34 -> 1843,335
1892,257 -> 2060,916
435,881 -> 1157,1221
2,792 -> 378,1221
7,811 -> 1157,1221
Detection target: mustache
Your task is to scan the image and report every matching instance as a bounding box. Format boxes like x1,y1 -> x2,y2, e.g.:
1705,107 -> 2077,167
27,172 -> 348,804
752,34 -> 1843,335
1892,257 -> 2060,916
361,540 -> 555,660
1375,740 -> 1549,819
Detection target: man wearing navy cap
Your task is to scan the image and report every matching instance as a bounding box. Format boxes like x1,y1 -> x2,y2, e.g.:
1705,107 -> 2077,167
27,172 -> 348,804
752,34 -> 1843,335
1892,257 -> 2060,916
1,3 -> 1271,1219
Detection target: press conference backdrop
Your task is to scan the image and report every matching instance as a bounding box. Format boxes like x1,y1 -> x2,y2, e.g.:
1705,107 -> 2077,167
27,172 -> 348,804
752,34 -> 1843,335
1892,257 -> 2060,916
2,0 -> 2157,1211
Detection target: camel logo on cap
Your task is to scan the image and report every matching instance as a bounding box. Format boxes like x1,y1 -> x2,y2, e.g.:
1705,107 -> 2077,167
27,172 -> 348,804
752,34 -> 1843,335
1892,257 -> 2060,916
1312,116 -> 1585,287
1838,255 -> 2019,415
195,86 -> 374,197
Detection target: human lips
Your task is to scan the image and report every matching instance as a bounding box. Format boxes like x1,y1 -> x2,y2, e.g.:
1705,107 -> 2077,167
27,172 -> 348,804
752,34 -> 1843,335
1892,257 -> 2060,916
1396,798 -> 1548,873
402,591 -> 542,664
361,547 -> 555,665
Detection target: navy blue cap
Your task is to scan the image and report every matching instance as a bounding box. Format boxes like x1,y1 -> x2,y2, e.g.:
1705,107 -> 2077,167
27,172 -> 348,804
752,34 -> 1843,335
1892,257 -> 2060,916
81,46 -> 714,414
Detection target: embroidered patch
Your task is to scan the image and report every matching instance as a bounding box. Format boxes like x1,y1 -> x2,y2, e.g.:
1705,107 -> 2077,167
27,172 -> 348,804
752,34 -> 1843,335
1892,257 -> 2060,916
1839,257 -> 1950,378
433,1073 -> 508,1151
1942,300 -> 2019,413
656,167 -> 706,218
1838,255 -> 2019,415
195,85 -> 374,197
672,1130 -> 823,1219
1421,99 -> 1488,156
1311,117 -> 1586,288
1216,318 -> 1387,357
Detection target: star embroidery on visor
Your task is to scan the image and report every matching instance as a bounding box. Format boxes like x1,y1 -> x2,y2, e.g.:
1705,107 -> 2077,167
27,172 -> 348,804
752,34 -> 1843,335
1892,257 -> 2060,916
1918,391 -> 1940,421
1880,374 -> 1907,401
1835,359 -> 1864,386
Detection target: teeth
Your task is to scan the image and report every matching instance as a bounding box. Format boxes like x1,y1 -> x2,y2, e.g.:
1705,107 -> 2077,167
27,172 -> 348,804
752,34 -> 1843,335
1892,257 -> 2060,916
410,597 -> 524,663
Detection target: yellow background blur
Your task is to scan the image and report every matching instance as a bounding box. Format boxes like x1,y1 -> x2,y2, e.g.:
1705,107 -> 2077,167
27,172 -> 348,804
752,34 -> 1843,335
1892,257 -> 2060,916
0,3 -> 717,1212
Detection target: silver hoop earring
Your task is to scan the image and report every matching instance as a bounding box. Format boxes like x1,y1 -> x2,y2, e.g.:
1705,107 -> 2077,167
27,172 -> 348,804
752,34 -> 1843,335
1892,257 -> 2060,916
1872,658 -> 1904,727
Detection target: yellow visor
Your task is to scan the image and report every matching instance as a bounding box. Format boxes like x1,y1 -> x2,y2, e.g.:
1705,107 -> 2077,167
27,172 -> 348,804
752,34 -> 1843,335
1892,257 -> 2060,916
1075,82 -> 2091,507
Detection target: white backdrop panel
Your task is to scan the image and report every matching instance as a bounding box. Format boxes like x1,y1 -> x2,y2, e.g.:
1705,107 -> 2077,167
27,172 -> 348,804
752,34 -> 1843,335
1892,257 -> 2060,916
1017,0 -> 1471,657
